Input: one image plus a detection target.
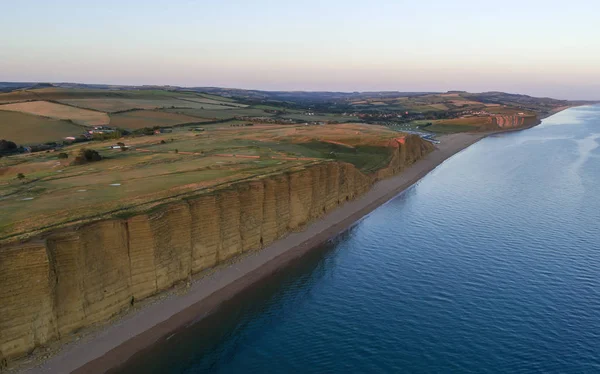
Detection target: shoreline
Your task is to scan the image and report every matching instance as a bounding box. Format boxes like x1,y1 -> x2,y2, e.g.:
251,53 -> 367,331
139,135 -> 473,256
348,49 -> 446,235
20,132 -> 485,373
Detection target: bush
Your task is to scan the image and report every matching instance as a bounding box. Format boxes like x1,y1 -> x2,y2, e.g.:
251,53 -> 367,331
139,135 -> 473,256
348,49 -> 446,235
71,148 -> 102,165
92,130 -> 123,141
57,152 -> 69,159
82,148 -> 102,161
0,139 -> 17,152
17,173 -> 25,180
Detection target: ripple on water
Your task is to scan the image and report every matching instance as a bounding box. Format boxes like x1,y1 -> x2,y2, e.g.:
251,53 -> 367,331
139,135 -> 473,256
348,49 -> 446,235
118,106 -> 600,374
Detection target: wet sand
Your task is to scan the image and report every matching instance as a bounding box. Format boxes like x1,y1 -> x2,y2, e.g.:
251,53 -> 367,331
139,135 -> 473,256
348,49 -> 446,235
24,132 -> 485,374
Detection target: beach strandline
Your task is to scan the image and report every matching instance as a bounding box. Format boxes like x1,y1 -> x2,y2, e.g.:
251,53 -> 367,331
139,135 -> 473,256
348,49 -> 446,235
22,132 -> 485,374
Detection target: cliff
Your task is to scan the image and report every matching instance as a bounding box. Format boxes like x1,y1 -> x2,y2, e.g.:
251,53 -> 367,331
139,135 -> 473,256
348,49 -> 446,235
479,115 -> 540,131
0,136 -> 432,365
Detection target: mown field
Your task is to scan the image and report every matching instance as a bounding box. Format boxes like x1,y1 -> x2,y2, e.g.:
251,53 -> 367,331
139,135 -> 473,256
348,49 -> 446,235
108,110 -> 207,129
0,89 -> 282,144
411,117 -> 491,133
59,98 -> 235,112
0,111 -> 85,144
161,107 -> 277,120
0,101 -> 110,125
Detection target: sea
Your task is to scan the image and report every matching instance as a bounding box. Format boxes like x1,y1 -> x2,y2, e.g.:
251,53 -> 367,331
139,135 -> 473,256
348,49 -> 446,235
118,105 -> 600,373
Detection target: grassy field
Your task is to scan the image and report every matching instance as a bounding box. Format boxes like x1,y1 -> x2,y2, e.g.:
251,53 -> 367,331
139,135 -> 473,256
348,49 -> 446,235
413,117 -> 491,133
161,107 -> 276,120
108,110 -> 206,129
0,123 -> 405,239
176,97 -> 248,107
60,98 -> 238,112
58,98 -> 179,112
0,111 -> 85,144
435,117 -> 492,126
280,113 -> 357,122
159,108 -> 235,120
0,101 -> 110,126
423,124 -> 478,133
1,87 -> 552,148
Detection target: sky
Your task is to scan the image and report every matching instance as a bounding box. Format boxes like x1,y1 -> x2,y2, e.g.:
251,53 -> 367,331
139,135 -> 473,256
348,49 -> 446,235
1,0 -> 599,99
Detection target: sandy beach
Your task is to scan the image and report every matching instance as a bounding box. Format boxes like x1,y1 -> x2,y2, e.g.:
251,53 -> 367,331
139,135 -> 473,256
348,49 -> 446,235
21,132 -> 485,374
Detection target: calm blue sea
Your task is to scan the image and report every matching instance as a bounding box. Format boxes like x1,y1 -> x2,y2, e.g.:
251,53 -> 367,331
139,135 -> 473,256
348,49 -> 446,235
118,105 -> 600,373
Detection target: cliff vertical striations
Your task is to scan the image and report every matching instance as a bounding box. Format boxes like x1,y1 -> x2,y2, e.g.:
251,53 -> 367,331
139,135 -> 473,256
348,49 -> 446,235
0,136 -> 433,363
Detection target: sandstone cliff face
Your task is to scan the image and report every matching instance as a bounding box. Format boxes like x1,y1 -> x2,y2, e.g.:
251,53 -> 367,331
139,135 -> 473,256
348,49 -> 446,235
376,135 -> 434,180
0,136 -> 432,363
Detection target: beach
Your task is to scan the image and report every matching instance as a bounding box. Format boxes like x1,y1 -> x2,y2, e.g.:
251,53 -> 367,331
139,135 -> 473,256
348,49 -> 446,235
22,132 -> 484,374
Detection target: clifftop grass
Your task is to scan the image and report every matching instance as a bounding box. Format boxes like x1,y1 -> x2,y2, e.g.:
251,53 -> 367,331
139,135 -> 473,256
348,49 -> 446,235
0,123 -> 411,241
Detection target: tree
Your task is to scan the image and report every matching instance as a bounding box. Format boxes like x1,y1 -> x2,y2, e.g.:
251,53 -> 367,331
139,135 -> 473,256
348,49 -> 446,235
82,148 -> 102,161
0,139 -> 17,152
71,148 -> 102,165
17,173 -> 25,180
57,152 -> 69,159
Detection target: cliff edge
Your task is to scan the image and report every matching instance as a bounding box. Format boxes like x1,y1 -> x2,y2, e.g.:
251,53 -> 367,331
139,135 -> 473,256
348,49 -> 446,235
0,135 -> 433,365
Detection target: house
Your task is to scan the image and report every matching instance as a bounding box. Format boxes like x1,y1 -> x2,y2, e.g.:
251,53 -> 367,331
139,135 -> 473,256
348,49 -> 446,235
109,142 -> 128,150
89,125 -> 116,134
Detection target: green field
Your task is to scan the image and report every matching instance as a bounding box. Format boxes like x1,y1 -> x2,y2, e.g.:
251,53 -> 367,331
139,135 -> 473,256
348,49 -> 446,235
108,110 -> 207,129
423,124 -> 478,133
410,118 -> 485,134
280,113 -> 357,122
0,100 -> 110,126
176,97 -> 248,107
161,108 -> 238,120
161,107 -> 277,120
0,111 -> 85,144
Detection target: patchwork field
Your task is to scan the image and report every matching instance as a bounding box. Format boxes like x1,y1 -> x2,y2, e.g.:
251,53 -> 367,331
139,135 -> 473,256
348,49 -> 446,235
108,110 -> 206,129
0,87 -> 568,151
0,111 -> 84,144
58,98 -> 175,112
0,84 -> 575,245
59,98 -> 238,112
0,101 -> 110,126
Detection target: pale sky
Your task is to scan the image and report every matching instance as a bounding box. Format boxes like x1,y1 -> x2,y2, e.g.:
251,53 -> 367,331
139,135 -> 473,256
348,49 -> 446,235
1,0 -> 599,99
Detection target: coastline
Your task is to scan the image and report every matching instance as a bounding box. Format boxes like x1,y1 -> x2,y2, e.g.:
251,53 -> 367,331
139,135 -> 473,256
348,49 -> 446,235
20,132 -> 484,373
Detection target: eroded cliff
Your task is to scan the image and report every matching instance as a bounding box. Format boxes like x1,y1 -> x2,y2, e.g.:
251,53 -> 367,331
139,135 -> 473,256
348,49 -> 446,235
0,136 -> 432,364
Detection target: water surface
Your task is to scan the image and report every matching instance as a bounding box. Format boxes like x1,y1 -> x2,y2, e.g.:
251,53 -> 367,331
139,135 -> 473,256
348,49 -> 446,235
119,106 -> 600,373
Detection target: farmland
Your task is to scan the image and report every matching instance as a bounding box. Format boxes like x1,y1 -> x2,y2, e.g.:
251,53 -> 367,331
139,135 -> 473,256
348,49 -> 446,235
58,98 -> 181,112
0,86 -> 574,148
0,100 -> 110,126
108,110 -> 207,130
0,111 -> 84,144
0,85 -> 582,241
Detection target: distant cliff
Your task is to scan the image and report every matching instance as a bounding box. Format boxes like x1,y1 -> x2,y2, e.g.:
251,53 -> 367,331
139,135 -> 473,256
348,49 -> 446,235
0,135 -> 433,365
